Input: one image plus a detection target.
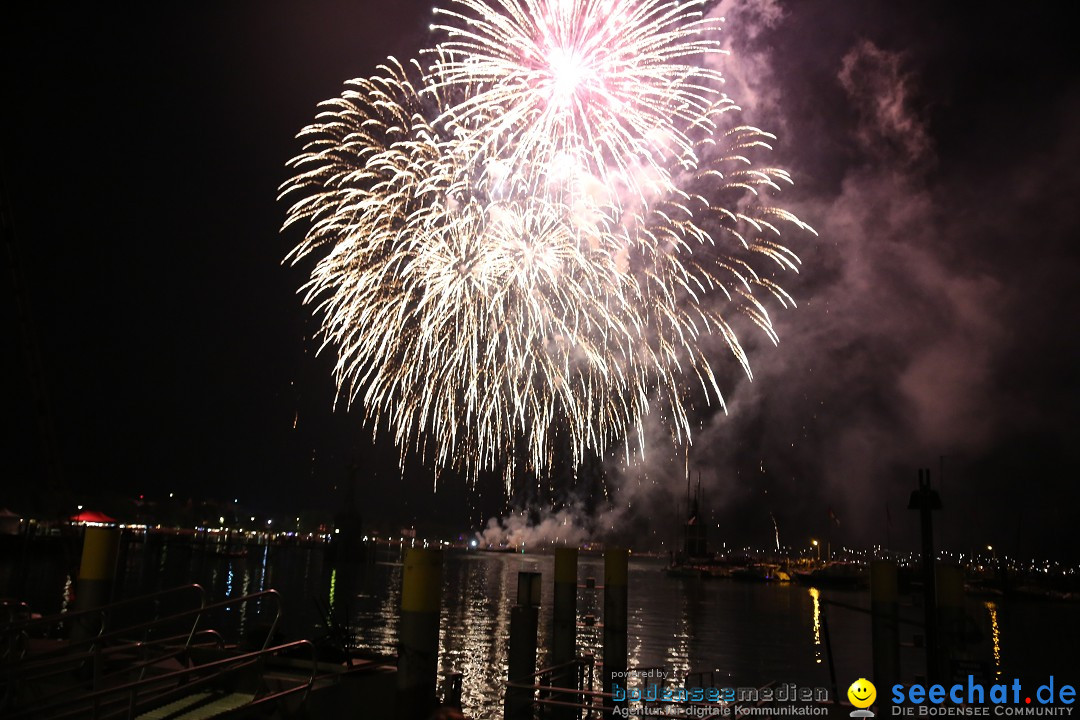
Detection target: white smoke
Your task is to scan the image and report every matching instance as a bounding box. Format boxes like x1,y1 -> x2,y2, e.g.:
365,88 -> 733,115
477,506 -> 591,549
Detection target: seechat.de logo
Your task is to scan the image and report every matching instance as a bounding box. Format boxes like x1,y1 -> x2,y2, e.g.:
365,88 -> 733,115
849,678 -> 878,718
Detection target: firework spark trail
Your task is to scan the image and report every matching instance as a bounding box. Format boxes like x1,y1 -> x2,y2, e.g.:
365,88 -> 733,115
430,0 -> 727,206
280,2 -> 814,491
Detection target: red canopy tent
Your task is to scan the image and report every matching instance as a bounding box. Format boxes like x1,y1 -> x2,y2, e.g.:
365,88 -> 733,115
70,510 -> 117,524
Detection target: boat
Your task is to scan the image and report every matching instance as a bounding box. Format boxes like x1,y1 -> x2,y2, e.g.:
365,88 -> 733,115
730,563 -> 791,583
792,561 -> 867,588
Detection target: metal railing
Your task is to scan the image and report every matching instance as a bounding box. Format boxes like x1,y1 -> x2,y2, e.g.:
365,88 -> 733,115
5,639 -> 318,720
506,654 -> 605,718
1,589 -> 284,717
0,584 -> 207,666
2,629 -> 226,713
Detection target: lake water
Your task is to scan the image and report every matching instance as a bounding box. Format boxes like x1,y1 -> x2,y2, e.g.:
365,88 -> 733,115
4,536 -> 1075,718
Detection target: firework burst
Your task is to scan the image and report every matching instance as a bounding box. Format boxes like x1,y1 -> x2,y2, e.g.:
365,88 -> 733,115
281,3 -> 814,490
430,0 -> 726,205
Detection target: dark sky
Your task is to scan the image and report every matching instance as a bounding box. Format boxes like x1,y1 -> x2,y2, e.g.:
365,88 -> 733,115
4,2 -> 1079,558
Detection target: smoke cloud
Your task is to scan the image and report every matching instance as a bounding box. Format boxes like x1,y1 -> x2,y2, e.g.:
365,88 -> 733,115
477,504 -> 628,549
479,1 -> 1080,559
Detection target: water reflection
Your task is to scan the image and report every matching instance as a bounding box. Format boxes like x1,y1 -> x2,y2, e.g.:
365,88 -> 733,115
60,574 -> 72,615
665,586 -> 692,679
356,560 -> 401,656
258,546 -> 268,592
985,600 -> 1002,679
16,541 -> 1065,720
239,563 -> 251,635
439,554 -> 515,707
809,587 -> 822,664
627,603 -> 645,673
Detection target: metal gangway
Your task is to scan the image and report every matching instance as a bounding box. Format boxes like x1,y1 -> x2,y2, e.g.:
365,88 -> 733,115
0,585 -> 316,719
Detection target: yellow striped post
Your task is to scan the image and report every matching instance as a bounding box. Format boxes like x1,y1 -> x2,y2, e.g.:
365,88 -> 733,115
397,548 -> 443,720
73,526 -> 121,640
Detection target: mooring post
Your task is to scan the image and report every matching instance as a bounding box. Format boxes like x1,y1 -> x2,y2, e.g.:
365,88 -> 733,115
72,525 -> 121,642
936,563 -> 965,680
871,560 -> 900,704
506,571 -> 541,720
398,548 -> 443,720
603,546 -> 627,719
908,468 -> 942,683
552,547 -> 578,719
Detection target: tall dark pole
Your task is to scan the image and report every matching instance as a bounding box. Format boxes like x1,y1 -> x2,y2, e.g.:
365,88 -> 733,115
506,571 -> 541,720
2,169 -> 66,511
870,560 -> 900,702
603,547 -> 627,719
908,468 -> 942,684
552,548 -> 578,719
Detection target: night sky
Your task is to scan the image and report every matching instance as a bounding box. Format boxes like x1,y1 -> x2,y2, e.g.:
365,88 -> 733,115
4,2 -> 1079,558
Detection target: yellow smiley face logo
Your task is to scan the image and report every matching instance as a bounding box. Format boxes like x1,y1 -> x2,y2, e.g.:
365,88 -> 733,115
848,678 -> 876,709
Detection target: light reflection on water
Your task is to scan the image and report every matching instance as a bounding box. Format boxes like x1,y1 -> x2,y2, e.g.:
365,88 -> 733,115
436,554 -> 514,707
339,554 -> 864,716
328,567 -> 337,611
809,587 -> 822,664
7,540 -> 1071,719
985,600 -> 1002,680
